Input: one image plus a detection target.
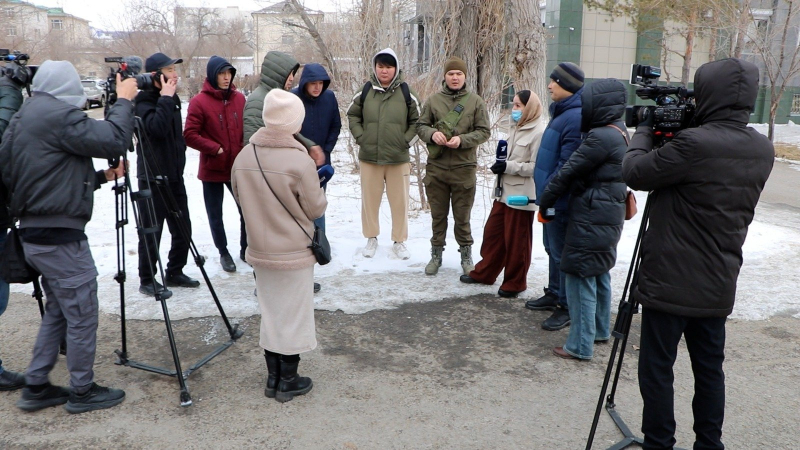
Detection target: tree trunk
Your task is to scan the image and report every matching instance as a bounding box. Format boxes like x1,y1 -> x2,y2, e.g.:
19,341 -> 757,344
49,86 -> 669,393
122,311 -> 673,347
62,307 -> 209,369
447,0 -> 481,94
732,0 -> 752,58
507,0 -> 547,106
681,9 -> 697,85
287,0 -> 340,83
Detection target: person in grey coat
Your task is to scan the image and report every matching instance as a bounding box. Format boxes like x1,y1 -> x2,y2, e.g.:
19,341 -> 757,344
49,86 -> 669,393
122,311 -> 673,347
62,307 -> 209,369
0,61 -> 137,413
538,79 -> 628,361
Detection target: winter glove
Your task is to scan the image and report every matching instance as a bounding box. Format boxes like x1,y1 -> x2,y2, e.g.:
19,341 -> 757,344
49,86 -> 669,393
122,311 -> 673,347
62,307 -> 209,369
637,107 -> 654,129
537,208 -> 555,223
490,161 -> 507,175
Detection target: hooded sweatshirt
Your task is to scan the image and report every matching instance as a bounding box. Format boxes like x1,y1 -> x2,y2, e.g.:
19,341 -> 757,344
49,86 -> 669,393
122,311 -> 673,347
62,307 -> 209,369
291,63 -> 341,167
346,48 -> 421,165
243,51 -> 300,143
184,55 -> 246,182
622,58 -> 774,318
0,60 -> 134,233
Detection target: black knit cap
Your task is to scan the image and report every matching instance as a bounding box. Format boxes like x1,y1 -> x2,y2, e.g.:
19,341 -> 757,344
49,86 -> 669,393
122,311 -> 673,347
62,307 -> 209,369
550,62 -> 584,94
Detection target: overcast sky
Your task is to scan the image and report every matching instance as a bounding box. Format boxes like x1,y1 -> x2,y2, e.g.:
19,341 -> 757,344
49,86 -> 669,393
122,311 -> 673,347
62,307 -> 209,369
41,0 -> 351,30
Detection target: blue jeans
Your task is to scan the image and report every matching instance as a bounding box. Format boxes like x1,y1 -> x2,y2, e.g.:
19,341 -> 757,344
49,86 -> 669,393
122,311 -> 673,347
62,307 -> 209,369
542,213 -> 569,308
0,228 -> 8,374
563,272 -> 611,359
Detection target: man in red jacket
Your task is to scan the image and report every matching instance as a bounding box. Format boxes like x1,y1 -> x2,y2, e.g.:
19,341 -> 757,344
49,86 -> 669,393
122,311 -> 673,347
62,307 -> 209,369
184,56 -> 247,272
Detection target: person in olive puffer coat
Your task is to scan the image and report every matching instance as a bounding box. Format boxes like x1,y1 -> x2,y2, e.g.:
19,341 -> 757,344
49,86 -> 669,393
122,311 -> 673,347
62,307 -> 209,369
243,51 -> 324,166
416,56 -> 491,276
538,79 -> 628,361
347,48 -> 420,260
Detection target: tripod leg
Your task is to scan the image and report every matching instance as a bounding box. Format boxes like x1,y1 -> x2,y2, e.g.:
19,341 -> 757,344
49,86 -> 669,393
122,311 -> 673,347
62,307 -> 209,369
157,292 -> 192,407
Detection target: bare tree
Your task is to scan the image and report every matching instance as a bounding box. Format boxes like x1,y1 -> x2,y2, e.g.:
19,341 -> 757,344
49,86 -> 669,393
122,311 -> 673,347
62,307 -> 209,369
747,0 -> 800,141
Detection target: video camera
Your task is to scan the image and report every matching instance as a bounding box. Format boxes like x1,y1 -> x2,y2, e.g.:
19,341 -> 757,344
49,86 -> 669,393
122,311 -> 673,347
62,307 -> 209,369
625,64 -> 695,146
104,56 -> 156,107
1,49 -> 38,93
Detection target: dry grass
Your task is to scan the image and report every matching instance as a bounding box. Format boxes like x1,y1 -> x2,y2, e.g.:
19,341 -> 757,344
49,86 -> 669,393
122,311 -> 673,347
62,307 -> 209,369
774,142 -> 800,161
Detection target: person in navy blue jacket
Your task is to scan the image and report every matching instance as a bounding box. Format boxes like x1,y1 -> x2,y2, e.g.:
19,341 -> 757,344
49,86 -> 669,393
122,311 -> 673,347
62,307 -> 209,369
291,63 -> 340,294
291,63 -> 341,219
526,62 -> 584,332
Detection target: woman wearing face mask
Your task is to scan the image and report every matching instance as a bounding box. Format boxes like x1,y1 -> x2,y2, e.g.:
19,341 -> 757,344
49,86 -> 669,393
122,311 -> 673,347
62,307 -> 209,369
460,90 -> 546,298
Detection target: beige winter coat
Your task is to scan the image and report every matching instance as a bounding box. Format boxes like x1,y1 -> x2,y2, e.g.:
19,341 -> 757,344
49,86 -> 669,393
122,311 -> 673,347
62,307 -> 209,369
231,128 -> 327,269
493,116 -> 545,211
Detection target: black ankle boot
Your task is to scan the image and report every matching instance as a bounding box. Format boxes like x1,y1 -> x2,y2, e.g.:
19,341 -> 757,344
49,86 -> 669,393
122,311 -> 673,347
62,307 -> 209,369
264,350 -> 280,398
275,355 -> 312,403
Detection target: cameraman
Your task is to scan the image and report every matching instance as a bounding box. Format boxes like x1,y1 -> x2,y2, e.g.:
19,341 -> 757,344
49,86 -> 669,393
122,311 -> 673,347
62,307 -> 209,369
0,60 -> 137,413
0,70 -> 25,391
135,53 -> 199,296
622,58 -> 773,449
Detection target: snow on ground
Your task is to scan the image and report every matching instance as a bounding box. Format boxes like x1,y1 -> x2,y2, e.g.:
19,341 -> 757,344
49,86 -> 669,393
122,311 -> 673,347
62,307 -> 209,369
11,119 -> 800,321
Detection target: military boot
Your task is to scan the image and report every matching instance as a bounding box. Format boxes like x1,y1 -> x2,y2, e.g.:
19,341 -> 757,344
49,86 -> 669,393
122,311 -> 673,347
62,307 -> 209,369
425,246 -> 444,276
459,245 -> 474,275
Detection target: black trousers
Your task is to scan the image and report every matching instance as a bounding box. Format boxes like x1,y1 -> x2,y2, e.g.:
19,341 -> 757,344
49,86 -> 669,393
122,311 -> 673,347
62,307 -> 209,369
137,179 -> 192,282
202,181 -> 246,255
638,307 -> 727,450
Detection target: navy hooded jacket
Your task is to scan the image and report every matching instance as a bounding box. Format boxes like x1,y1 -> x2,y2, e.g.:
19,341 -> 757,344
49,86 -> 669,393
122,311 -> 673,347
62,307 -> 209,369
533,88 -> 583,211
291,63 -> 341,167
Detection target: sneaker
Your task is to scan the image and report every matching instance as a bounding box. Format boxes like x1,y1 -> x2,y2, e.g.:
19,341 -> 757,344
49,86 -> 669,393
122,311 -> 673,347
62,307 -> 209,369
139,280 -> 172,298
525,289 -> 559,311
0,370 -> 26,391
313,282 -> 321,293
392,242 -> 410,260
362,237 -> 378,258
166,272 -> 201,288
65,382 -> 125,414
220,253 -> 236,273
542,307 -> 571,331
17,383 -> 70,412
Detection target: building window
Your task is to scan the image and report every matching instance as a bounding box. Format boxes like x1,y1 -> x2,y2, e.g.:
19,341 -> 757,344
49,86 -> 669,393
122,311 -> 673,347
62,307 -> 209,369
791,94 -> 800,115
51,19 -> 63,30
3,7 -> 13,19
7,26 -> 16,37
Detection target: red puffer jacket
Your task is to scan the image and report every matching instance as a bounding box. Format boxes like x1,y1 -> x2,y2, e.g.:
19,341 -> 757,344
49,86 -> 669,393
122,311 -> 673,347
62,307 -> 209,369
184,79 -> 245,182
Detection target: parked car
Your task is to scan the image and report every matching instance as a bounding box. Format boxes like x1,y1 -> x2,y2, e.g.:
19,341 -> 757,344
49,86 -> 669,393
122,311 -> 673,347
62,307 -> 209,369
82,79 -> 106,109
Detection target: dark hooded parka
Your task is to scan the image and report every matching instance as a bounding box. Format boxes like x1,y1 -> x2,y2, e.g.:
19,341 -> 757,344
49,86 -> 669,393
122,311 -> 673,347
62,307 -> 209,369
539,79 -> 628,278
623,58 -> 774,318
291,63 -> 341,166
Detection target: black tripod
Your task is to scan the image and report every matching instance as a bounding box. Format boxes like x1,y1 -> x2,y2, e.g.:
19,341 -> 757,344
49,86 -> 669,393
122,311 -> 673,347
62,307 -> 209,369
585,193 -> 651,450
111,117 -> 243,407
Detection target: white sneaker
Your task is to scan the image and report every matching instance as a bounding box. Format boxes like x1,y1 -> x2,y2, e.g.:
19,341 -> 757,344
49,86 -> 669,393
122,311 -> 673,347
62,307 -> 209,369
363,237 -> 378,258
392,242 -> 410,260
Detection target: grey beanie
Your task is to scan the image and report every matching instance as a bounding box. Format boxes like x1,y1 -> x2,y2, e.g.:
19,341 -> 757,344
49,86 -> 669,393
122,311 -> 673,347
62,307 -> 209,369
550,62 -> 585,94
32,60 -> 86,109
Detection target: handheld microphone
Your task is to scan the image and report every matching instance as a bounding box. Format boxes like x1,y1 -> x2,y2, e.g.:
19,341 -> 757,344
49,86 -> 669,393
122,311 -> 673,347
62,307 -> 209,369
495,139 -> 508,163
317,164 -> 334,186
494,139 -> 508,197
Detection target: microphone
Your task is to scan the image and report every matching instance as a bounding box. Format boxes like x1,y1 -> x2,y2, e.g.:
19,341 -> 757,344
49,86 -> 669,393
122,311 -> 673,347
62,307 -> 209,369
122,56 -> 143,75
495,139 -> 508,163
317,164 -> 334,186
493,139 -> 508,197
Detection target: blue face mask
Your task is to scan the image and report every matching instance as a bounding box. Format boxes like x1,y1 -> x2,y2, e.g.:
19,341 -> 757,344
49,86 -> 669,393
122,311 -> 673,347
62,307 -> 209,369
511,110 -> 523,123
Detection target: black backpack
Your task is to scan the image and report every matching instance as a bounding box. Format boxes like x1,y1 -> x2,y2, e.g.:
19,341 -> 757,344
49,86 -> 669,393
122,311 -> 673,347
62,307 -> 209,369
359,81 -> 414,111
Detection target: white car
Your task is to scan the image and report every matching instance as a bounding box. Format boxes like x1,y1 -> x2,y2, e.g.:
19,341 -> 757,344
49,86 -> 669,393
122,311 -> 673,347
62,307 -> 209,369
82,79 -> 106,109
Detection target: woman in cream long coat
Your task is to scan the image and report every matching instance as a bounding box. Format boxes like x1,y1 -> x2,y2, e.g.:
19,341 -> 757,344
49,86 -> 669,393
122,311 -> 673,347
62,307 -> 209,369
460,90 -> 546,298
231,89 -> 327,403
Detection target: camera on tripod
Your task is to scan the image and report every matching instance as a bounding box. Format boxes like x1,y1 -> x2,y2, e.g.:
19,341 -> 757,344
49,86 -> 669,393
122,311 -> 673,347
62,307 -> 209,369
104,56 -> 156,106
1,49 -> 38,89
625,64 -> 696,145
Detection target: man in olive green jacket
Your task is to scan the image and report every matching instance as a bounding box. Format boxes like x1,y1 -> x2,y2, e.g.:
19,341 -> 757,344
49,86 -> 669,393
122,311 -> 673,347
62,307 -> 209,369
416,56 -> 491,276
244,51 -> 324,167
347,48 -> 420,260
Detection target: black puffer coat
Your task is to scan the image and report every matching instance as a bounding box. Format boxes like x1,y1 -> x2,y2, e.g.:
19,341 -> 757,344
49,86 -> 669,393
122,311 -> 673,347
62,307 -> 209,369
539,79 -> 628,277
623,58 -> 774,318
135,89 -> 186,181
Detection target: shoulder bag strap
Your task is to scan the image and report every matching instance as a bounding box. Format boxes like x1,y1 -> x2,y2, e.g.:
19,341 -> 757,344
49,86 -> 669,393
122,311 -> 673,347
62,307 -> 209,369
252,144 -> 313,244
606,123 -> 630,145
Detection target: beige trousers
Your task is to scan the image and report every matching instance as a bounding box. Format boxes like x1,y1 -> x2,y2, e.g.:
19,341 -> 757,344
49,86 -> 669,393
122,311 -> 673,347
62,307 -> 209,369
360,161 -> 410,243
